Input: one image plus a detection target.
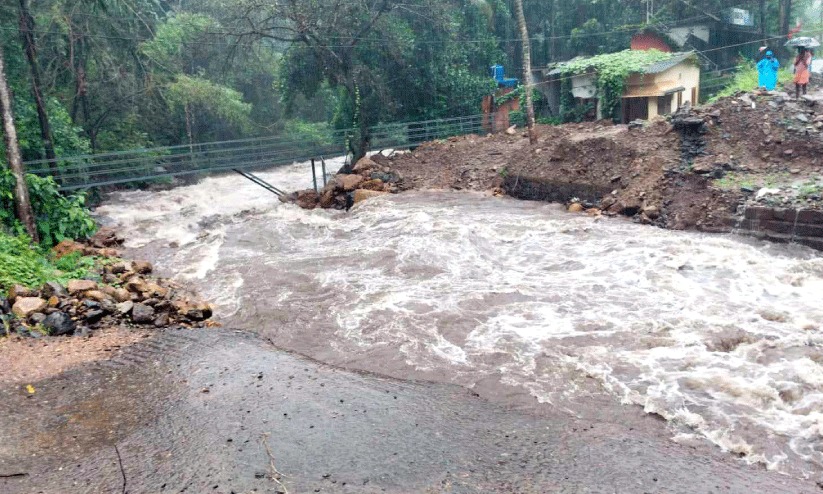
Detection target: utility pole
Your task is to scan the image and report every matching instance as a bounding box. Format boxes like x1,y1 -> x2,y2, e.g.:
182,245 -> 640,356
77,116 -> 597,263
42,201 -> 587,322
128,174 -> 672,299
513,0 -> 537,144
0,43 -> 39,242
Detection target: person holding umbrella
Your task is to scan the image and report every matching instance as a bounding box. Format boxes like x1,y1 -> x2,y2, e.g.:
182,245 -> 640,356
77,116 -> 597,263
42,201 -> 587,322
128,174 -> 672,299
794,46 -> 813,99
757,49 -> 780,91
786,37 -> 820,99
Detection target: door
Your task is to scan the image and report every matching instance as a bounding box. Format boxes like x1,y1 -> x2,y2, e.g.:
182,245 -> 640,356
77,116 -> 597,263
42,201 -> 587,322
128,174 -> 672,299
623,97 -> 648,123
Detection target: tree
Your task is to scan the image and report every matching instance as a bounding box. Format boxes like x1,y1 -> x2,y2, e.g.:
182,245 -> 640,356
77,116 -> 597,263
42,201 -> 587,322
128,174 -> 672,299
513,0 -> 536,143
779,0 -> 792,37
0,42 -> 38,242
17,0 -> 57,173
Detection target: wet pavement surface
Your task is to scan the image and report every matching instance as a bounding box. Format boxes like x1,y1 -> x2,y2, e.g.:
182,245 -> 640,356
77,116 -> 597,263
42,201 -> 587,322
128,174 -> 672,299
0,329 -> 818,494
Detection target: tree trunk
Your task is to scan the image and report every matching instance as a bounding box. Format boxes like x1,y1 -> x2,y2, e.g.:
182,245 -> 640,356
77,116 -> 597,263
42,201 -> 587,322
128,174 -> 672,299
513,0 -> 536,144
18,0 -> 57,174
759,0 -> 767,40
779,0 -> 792,37
0,44 -> 39,242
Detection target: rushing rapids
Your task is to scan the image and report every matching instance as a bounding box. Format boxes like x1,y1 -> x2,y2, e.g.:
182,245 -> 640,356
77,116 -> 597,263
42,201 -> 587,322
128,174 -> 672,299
95,160 -> 823,480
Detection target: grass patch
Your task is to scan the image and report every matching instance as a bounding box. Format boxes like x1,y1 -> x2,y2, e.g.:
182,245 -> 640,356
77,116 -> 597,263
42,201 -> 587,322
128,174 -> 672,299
0,233 -> 99,292
709,62 -> 794,103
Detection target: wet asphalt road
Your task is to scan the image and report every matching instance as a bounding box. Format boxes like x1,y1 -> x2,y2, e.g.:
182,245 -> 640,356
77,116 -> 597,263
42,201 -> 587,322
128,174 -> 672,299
0,329 -> 818,494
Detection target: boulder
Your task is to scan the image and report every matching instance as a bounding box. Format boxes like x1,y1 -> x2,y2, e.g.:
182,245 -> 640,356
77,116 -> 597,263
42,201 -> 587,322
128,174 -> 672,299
51,239 -> 86,259
153,312 -> 170,327
643,206 -> 661,220
353,189 -> 388,204
42,312 -> 76,336
112,288 -> 132,303
8,284 -> 34,302
295,190 -> 320,210
41,281 -> 68,299
338,174 -> 365,191
84,310 -> 105,324
143,283 -> 170,299
358,179 -> 385,191
89,227 -> 124,248
110,261 -> 132,275
84,290 -> 112,303
319,190 -> 337,209
369,171 -> 400,184
47,296 -> 60,308
352,157 -> 379,174
29,312 -> 47,325
116,301 -> 135,316
568,203 -> 585,213
133,260 -> 154,275
125,276 -> 149,294
173,300 -> 213,321
67,279 -> 98,294
12,297 -> 48,318
0,296 -> 11,314
131,303 -> 155,324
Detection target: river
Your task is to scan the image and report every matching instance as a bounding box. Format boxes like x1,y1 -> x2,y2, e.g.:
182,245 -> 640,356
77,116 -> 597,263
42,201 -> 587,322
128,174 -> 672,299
95,159 -> 823,481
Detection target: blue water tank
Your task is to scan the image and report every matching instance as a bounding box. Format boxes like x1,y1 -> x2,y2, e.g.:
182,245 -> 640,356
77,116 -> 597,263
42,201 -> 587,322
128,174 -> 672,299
491,65 -> 519,88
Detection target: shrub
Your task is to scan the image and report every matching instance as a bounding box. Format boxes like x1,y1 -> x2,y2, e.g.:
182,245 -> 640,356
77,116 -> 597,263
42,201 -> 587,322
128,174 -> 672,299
0,170 -> 97,246
0,233 -> 98,291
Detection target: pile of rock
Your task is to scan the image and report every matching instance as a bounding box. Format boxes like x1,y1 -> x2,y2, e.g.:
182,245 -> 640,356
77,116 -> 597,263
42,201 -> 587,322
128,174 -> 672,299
281,156 -> 402,210
1,260 -> 214,338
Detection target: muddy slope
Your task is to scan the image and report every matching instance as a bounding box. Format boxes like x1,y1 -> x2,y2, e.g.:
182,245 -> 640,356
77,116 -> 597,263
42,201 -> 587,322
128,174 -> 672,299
377,90 -> 823,232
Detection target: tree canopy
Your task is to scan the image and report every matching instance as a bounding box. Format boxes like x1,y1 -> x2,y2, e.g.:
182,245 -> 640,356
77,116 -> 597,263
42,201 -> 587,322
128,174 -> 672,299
0,0 -> 819,159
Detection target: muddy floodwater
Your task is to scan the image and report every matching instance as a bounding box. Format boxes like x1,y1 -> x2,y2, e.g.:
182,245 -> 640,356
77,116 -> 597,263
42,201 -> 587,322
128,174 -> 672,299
3,160 -> 823,493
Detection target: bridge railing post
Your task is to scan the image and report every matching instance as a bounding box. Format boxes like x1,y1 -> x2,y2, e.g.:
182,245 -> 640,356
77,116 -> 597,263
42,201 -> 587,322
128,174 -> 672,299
311,158 -> 318,192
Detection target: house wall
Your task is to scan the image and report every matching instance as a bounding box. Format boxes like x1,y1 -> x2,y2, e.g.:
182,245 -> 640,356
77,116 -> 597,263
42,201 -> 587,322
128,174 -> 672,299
624,62 -> 700,120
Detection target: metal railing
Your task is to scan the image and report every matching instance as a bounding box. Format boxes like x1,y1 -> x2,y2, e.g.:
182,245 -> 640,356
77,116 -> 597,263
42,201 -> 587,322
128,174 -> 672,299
23,113 -> 490,190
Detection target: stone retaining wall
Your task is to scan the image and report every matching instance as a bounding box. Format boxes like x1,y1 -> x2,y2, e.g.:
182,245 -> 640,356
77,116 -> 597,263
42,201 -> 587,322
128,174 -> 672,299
737,207 -> 823,251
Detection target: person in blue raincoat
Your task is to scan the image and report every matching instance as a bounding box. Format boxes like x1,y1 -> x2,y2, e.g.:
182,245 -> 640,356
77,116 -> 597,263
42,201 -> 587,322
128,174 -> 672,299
757,50 -> 780,90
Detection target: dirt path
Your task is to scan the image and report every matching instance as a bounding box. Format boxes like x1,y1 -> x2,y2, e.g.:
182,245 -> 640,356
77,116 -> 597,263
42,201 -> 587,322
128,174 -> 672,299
0,328 -> 817,493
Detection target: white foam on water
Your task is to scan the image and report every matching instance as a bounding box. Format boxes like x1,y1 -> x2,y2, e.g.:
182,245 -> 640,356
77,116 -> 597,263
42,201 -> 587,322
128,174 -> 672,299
96,175 -> 823,479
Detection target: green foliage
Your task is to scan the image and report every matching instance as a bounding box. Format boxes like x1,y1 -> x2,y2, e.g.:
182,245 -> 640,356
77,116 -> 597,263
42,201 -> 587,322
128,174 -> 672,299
167,75 -> 252,132
709,61 -> 794,102
140,13 -> 218,68
0,233 -> 97,291
0,170 -> 97,246
559,49 -> 675,121
282,120 -> 333,148
1,96 -> 91,162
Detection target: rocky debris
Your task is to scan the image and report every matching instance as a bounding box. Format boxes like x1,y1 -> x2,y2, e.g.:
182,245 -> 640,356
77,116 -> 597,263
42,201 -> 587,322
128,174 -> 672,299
133,260 -> 154,275
52,239 -> 120,259
2,257 -> 214,338
283,156 -> 402,211
131,303 -> 155,324
88,227 -> 125,248
42,312 -> 76,336
68,280 -> 98,295
8,284 -> 34,302
12,297 -> 47,318
353,189 -> 389,204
